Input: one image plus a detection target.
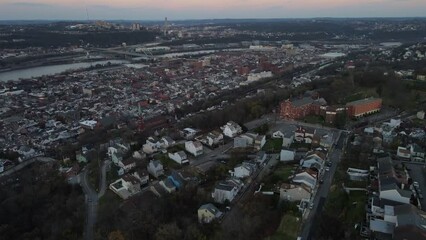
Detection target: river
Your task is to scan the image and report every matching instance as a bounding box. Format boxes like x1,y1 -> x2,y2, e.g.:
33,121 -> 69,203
0,60 -> 129,82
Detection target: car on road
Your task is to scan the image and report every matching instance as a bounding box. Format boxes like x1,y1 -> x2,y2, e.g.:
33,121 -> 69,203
326,161 -> 332,167
414,182 -> 420,188
325,167 -> 330,172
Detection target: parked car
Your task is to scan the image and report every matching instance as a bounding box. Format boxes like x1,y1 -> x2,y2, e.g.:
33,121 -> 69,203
413,182 -> 420,188
325,167 -> 330,172
419,193 -> 423,200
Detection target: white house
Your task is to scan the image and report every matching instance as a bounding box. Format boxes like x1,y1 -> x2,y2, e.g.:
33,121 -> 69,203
147,160 -> 164,178
272,131 -> 284,138
198,203 -> 223,223
221,121 -> 243,138
379,178 -> 411,204
280,183 -> 311,202
212,179 -> 244,204
132,169 -> 149,185
185,141 -> 203,157
160,136 -> 176,148
254,135 -> 266,150
396,147 -> 411,159
109,174 -> 141,199
410,144 -> 425,161
206,131 -> 224,147
181,128 -> 198,140
233,162 -> 256,179
292,170 -> 317,190
168,151 -> 189,165
280,149 -> 295,162
282,132 -> 294,148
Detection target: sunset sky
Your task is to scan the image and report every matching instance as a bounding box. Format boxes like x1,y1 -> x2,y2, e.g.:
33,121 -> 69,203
0,0 -> 425,20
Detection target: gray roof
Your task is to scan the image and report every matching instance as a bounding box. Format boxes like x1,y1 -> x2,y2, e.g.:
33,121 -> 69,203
199,203 -> 222,217
292,97 -> 314,107
395,204 -> 426,230
346,97 -> 380,106
215,182 -> 235,191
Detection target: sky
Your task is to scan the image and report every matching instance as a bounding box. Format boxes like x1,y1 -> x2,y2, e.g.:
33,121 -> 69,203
0,0 -> 426,20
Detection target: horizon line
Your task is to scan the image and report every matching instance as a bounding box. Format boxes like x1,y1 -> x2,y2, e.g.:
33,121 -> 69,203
1,16 -> 426,22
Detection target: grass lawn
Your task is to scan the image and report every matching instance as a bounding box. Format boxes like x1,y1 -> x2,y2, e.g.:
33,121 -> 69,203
156,153 -> 182,170
303,115 -> 325,124
263,138 -> 283,153
263,164 -> 295,190
265,213 -> 302,240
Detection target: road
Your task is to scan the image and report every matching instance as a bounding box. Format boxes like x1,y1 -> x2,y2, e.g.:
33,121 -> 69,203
98,160 -> 111,198
80,160 -> 110,240
404,162 -> 426,211
299,131 -> 348,240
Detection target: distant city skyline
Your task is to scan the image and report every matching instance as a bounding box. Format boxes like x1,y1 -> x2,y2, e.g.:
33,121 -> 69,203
0,0 -> 426,20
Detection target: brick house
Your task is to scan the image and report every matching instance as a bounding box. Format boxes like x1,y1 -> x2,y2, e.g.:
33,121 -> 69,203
346,98 -> 382,118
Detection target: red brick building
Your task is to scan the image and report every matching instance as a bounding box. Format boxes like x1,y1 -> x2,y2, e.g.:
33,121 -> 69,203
280,96 -> 327,120
346,98 -> 382,118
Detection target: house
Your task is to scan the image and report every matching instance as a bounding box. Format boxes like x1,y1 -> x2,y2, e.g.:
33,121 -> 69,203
198,203 -> 223,223
320,134 -> 334,149
346,168 -> 369,181
185,141 -> 203,157
232,162 -> 256,179
294,127 -> 316,144
369,203 -> 426,239
118,158 -> 136,173
168,151 -> 189,165
233,132 -> 260,149
17,145 -> 36,158
346,97 -> 382,118
272,131 -> 284,138
160,136 -> 175,148
108,140 -> 130,164
75,147 -> 93,164
167,170 -> 187,189
254,135 -> 266,150
132,150 -> 146,160
396,147 -> 411,159
292,170 -> 317,190
234,136 -> 248,148
280,149 -> 295,162
221,121 -> 243,138
410,144 -> 425,161
132,169 -> 149,185
279,95 -> 327,120
147,160 -> 164,178
109,174 -> 141,199
301,152 -> 325,171
280,183 -> 311,201
142,137 -> 161,154
212,179 -> 244,204
181,128 -> 198,140
379,177 -> 411,204
206,131 -> 224,147
282,132 -> 294,147
160,178 -> 176,193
